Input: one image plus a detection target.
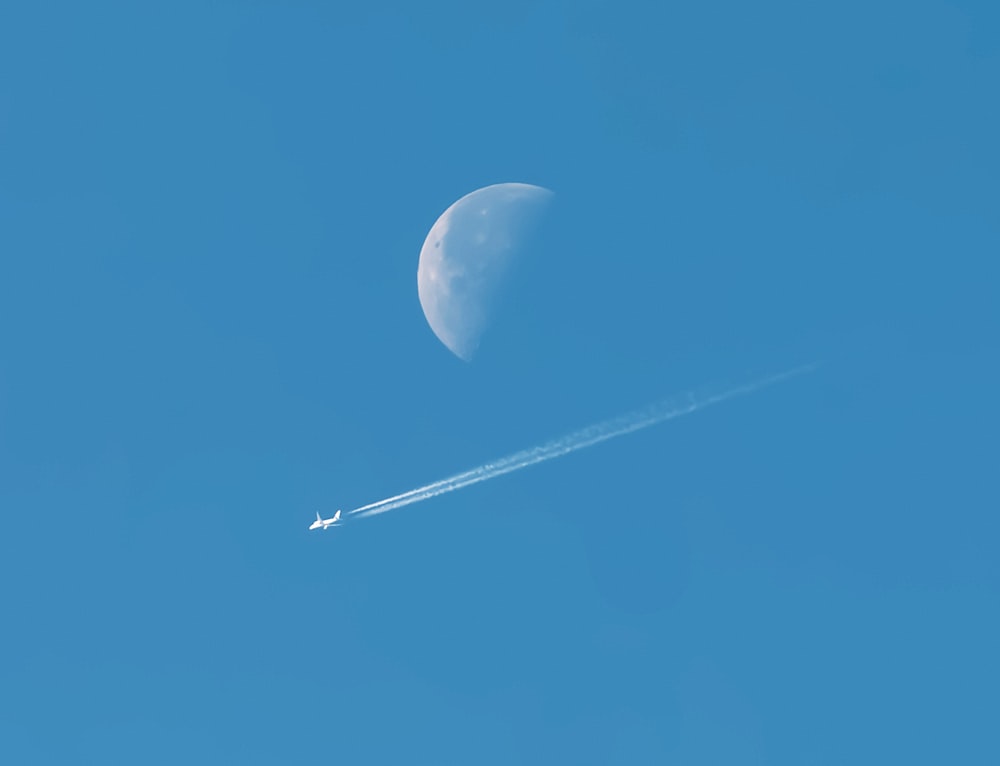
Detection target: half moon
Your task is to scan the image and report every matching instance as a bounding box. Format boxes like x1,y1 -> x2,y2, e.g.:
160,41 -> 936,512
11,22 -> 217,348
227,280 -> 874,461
417,182 -> 554,361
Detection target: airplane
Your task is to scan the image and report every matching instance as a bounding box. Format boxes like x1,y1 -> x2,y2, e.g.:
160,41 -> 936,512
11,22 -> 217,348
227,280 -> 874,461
309,510 -> 342,531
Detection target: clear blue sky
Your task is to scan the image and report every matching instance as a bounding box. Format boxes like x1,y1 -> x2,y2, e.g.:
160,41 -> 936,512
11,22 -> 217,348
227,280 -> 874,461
2,1 -> 997,763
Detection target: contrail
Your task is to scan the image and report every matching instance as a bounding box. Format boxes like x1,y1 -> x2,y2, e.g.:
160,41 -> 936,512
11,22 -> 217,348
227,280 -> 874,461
348,364 -> 816,521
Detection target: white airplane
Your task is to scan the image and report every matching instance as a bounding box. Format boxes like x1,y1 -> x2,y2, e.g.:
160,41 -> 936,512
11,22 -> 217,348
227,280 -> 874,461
309,510 -> 342,531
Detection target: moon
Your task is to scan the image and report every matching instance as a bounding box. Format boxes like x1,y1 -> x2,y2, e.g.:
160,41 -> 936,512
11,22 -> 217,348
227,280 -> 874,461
417,182 -> 554,361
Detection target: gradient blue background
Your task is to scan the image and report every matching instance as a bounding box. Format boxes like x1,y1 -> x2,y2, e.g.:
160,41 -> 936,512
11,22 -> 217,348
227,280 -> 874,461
1,1 -> 997,763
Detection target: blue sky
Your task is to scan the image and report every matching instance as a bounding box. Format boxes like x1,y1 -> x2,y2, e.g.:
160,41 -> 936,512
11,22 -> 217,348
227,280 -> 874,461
1,1 -> 997,762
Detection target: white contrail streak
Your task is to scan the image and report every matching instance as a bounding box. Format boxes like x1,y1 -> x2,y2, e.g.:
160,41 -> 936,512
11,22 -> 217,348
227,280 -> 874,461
348,364 -> 816,520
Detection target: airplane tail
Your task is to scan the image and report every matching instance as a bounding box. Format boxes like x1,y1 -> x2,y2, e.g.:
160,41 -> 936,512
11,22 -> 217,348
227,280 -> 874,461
332,510 -> 341,522
316,512 -> 322,523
